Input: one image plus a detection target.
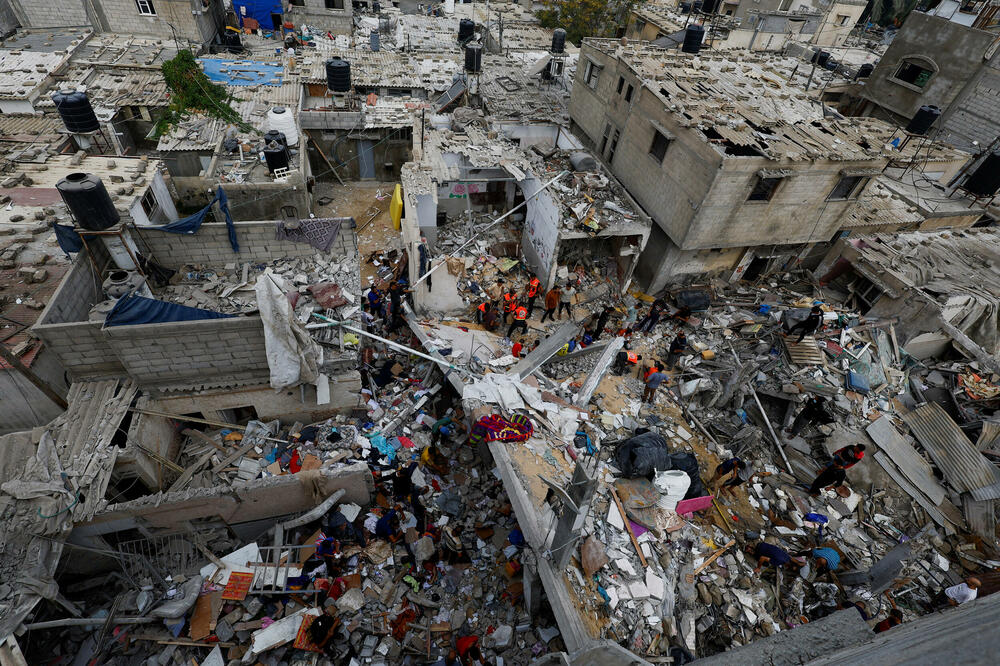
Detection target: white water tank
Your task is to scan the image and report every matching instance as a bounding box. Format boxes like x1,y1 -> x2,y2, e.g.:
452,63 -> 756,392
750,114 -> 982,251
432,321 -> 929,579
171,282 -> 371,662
266,106 -> 299,146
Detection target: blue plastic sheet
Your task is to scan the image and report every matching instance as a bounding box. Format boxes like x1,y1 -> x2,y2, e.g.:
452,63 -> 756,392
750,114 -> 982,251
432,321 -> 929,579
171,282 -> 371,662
53,223 -> 83,256
199,58 -> 284,87
150,188 -> 240,253
104,291 -> 235,327
233,0 -> 283,30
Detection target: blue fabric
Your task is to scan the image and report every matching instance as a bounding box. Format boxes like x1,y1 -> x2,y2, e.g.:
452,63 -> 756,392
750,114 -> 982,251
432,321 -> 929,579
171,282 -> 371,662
233,0 -> 283,30
150,188 -> 240,253
755,543 -> 791,567
812,547 -> 841,571
53,223 -> 83,256
104,291 -> 235,327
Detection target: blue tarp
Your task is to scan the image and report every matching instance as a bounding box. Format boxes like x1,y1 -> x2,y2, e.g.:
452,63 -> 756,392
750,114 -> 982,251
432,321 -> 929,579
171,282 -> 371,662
150,188 -> 240,253
233,0 -> 283,30
53,223 -> 83,256
105,291 -> 235,328
199,58 -> 284,87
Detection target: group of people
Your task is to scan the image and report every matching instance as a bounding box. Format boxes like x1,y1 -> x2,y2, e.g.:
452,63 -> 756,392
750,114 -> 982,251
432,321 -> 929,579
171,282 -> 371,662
475,275 -> 578,338
362,279 -> 413,335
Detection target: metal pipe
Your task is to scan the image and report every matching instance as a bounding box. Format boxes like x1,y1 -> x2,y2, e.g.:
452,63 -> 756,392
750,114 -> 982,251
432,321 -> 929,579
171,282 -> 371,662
23,617 -> 156,631
281,489 -> 345,531
410,169 -> 569,288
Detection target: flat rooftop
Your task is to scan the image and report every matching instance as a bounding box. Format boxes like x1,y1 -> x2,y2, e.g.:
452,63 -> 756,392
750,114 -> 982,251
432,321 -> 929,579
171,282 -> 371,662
582,39 -> 966,163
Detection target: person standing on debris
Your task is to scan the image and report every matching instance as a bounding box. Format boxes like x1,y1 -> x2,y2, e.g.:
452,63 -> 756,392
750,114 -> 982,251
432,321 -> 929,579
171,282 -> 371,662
366,284 -> 384,319
665,331 -> 688,370
784,392 -> 831,438
482,304 -> 500,331
526,275 -> 542,318
747,541 -> 794,573
418,237 -> 433,291
387,282 -> 407,333
786,304 -> 824,343
636,297 -> 666,333
559,282 -> 576,319
487,278 -> 505,313
541,286 -> 561,323
831,443 -> 866,469
501,285 -> 518,324
930,577 -> 981,609
590,305 -> 614,341
643,368 -> 670,404
807,463 -> 847,497
874,608 -> 904,633
506,301 -> 529,339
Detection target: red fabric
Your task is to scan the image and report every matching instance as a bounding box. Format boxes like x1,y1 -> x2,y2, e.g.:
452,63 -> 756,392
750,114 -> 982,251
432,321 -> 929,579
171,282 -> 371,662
456,635 -> 479,657
627,351 -> 638,363
511,343 -> 522,357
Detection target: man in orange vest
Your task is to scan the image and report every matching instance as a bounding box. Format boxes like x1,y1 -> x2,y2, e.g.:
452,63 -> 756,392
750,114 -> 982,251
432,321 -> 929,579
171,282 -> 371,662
501,289 -> 517,324
506,302 -> 529,339
525,276 -> 541,318
613,346 -> 642,375
475,301 -> 489,325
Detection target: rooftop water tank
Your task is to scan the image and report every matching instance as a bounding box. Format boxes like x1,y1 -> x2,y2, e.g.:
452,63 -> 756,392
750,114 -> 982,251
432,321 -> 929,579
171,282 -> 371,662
370,29 -> 380,52
856,63 -> 874,79
682,24 -> 704,54
458,18 -> 475,42
56,173 -> 120,231
52,89 -> 100,134
266,106 -> 299,146
964,151 -> 1000,197
465,43 -> 482,73
325,57 -> 351,93
552,28 -> 566,54
816,51 -> 831,68
680,1 -> 692,13
263,130 -> 288,150
906,105 -> 941,136
264,142 -> 290,174
702,0 -> 719,13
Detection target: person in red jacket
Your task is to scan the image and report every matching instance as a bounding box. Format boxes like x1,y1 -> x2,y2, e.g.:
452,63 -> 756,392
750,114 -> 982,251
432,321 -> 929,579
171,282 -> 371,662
455,635 -> 486,664
831,444 -> 866,469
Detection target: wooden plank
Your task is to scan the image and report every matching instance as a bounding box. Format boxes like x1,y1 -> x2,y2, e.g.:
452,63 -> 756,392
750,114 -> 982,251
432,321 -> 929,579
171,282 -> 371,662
693,539 -> 735,575
610,488 -> 648,569
783,335 -> 827,367
182,428 -> 226,453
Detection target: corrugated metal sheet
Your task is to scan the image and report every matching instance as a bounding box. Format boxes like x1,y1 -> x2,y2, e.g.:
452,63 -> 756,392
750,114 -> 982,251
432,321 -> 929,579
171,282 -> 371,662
963,495 -> 996,542
902,402 -> 1000,501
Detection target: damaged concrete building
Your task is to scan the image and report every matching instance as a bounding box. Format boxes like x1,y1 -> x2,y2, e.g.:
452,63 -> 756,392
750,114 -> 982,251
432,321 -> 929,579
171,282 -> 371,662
568,39 -> 972,290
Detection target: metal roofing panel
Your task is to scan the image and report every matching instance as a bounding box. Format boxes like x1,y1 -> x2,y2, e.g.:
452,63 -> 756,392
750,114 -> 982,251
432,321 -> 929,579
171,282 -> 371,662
902,402 -> 1000,500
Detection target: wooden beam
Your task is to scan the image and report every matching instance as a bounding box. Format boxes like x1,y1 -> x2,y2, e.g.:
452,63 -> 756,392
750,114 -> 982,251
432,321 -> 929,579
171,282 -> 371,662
0,343 -> 68,409
610,487 -> 647,568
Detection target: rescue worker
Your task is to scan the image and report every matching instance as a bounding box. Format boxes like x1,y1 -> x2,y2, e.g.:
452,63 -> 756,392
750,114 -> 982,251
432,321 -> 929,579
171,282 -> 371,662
613,347 -> 642,376
590,305 -> 614,341
665,331 -> 688,370
502,287 -> 517,325
525,276 -> 541,318
475,300 -> 490,325
506,302 -> 529,339
786,304 -> 824,343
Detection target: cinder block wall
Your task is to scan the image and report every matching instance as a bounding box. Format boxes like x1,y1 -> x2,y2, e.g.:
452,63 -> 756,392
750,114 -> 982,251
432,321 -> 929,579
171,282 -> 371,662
104,316 -> 271,388
137,221 -> 357,269
16,0 -> 88,27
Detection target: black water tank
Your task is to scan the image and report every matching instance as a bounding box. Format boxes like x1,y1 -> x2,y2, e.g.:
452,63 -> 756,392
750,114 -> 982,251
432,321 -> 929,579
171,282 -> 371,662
56,173 -> 120,231
824,58 -> 839,71
373,1 -> 380,13
702,0 -> 719,13
856,63 -> 874,79
680,1 -> 692,12
370,29 -> 380,52
223,30 -> 242,53
682,24 -> 704,54
263,130 -> 287,150
692,0 -> 703,12
458,18 -> 475,42
465,43 -> 482,73
964,151 -> 1000,197
264,143 -> 290,173
552,28 -> 566,54
906,105 -> 941,135
816,51 -> 831,68
52,89 -> 100,134
326,57 -> 351,92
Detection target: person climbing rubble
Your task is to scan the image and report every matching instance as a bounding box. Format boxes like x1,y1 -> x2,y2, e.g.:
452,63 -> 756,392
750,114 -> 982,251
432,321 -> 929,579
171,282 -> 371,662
636,296 -> 666,333
506,301 -> 529,339
665,331 -> 689,370
785,304 -> 824,343
541,285 -> 561,323
747,541 -> 795,574
613,346 -> 642,376
784,390 -> 832,438
589,305 -> 615,341
526,275 -> 542,318
709,457 -> 766,497
795,546 -> 841,574
643,367 -> 670,404
929,577 -> 981,610
807,463 -> 848,497
830,443 -> 866,469
874,608 -> 904,633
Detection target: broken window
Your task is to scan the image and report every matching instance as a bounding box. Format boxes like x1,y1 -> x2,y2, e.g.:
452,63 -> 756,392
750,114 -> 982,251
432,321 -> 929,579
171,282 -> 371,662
893,60 -> 934,88
607,128 -> 620,163
617,76 -> 625,94
649,129 -> 671,164
837,14 -> 850,25
135,0 -> 155,15
625,84 -> 634,102
584,60 -> 601,89
140,189 -> 157,216
746,176 -> 783,202
600,122 -> 613,154
828,175 -> 869,200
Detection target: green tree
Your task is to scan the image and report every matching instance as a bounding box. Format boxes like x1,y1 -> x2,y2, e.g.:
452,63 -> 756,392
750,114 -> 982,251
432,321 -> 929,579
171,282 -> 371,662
154,50 -> 252,137
537,0 -> 646,46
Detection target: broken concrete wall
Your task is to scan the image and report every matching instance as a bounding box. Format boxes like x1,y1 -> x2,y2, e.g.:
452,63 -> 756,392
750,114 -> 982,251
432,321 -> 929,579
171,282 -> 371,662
170,178 -> 313,222
146,374 -> 364,425
521,173 -> 562,290
76,462 -> 374,536
137,221 -> 357,269
284,0 -> 353,35
0,350 -> 70,435
860,11 -> 996,124
115,396 -> 182,491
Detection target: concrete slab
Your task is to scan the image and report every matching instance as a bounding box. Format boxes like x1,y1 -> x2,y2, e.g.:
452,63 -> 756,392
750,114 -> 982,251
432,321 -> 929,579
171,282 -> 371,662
510,320 -> 581,380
